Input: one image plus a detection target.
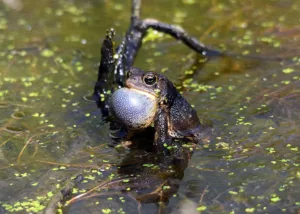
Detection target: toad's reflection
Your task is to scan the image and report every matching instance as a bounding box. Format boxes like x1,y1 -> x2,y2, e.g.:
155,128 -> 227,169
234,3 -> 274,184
113,129 -> 194,211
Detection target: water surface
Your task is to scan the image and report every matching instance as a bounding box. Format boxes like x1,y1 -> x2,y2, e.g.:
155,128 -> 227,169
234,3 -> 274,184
0,0 -> 299,213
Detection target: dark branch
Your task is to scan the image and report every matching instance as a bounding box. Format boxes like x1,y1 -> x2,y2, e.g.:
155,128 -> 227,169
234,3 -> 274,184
123,22 -> 147,69
143,18 -> 223,57
97,29 -> 115,82
131,0 -> 141,22
114,38 -> 127,87
114,0 -> 223,86
94,29 -> 115,117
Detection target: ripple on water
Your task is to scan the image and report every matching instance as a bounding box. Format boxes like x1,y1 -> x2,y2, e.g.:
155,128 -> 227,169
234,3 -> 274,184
4,125 -> 29,134
0,102 -> 10,108
83,93 -> 95,102
11,111 -> 26,119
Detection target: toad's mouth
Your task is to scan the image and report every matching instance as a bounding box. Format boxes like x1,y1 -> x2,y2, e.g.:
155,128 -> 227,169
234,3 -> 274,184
125,80 -> 159,99
125,87 -> 158,102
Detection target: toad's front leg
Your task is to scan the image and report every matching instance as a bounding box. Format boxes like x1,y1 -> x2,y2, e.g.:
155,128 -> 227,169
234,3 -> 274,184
153,108 -> 173,155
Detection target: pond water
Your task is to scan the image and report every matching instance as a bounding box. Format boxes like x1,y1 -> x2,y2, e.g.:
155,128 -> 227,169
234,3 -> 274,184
0,0 -> 299,213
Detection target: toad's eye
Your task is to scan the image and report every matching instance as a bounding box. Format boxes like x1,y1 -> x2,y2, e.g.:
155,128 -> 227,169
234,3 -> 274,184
143,74 -> 157,85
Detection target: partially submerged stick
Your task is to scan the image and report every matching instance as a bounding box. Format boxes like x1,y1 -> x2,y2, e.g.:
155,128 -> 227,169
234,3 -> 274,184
94,0 -> 223,118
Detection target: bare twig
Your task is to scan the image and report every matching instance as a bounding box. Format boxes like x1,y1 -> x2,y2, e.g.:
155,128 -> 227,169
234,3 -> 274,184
66,176 -> 134,205
17,134 -> 31,164
199,185 -> 209,203
0,139 -> 10,148
36,159 -> 100,169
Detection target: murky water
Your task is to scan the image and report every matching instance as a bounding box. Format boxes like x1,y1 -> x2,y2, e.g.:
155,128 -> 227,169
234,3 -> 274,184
0,0 -> 299,213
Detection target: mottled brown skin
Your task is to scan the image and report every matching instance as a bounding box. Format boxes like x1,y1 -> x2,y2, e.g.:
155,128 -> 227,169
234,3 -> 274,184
126,67 -> 209,152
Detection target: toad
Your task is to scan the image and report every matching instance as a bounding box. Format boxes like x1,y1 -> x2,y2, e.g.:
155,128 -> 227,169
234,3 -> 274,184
110,67 -> 211,152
